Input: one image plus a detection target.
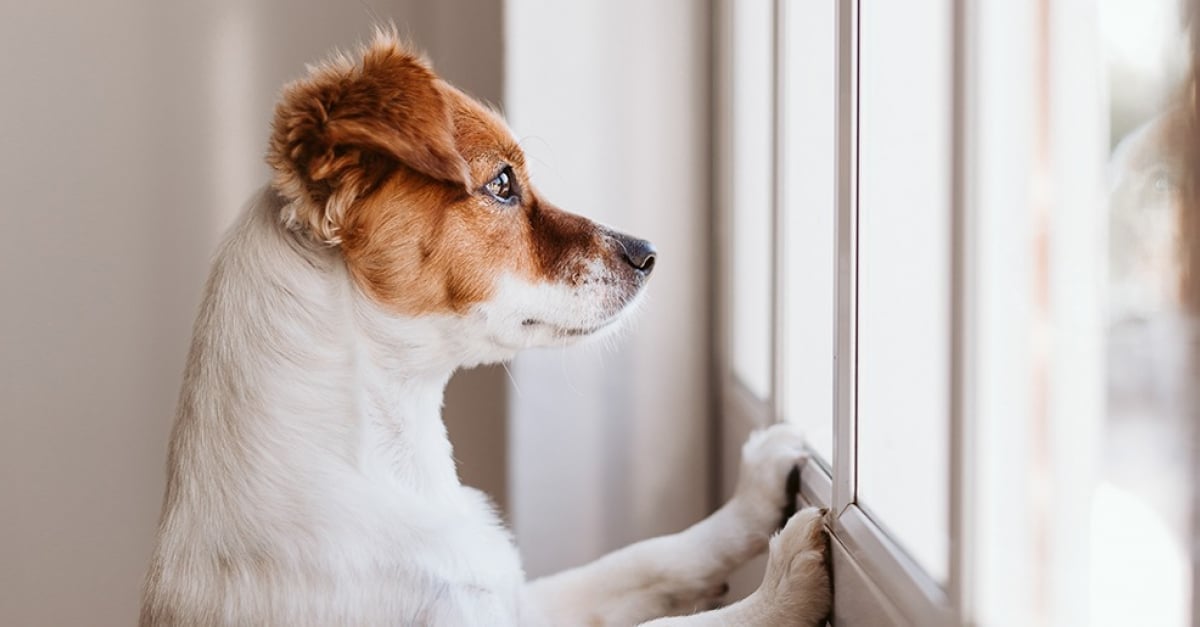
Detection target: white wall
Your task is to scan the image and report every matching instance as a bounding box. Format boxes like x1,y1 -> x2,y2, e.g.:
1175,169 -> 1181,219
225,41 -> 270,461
505,0 -> 715,577
0,2 -> 504,624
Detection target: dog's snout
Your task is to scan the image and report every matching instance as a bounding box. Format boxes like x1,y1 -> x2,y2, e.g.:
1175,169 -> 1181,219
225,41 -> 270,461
628,243 -> 656,274
614,233 -> 657,275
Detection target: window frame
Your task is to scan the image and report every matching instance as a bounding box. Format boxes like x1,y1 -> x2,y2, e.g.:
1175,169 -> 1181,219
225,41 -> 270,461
717,0 -> 1162,624
714,0 -> 970,624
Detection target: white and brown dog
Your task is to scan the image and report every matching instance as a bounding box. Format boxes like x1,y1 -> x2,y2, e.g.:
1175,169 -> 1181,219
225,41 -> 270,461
141,31 -> 831,626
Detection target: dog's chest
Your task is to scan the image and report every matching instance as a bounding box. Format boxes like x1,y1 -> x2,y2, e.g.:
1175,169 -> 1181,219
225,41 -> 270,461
351,486 -> 530,623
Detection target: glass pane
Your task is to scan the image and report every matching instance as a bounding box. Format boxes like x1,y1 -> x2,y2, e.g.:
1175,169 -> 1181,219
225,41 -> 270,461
855,0 -> 952,583
781,0 -> 836,464
1095,0 -> 1194,624
729,0 -> 774,400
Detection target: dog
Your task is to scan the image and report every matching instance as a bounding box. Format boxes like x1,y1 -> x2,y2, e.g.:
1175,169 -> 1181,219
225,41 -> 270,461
140,30 -> 831,626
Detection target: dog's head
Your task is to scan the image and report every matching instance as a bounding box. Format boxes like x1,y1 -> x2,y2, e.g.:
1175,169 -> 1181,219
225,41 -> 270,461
266,31 -> 654,360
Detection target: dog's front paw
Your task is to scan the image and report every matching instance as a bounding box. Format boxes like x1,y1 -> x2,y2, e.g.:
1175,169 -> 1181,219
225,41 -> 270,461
730,423 -> 808,532
753,507 -> 832,625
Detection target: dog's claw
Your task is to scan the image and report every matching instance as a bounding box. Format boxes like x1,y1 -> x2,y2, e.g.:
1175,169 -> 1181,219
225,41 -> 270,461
780,464 -> 802,528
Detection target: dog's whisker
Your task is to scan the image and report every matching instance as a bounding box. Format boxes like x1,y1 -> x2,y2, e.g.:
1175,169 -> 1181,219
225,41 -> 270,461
560,345 -> 585,398
501,361 -> 524,400
516,136 -> 555,171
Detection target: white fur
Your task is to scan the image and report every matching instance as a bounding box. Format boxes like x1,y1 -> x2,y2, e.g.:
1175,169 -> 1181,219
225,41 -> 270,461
141,188 -> 830,625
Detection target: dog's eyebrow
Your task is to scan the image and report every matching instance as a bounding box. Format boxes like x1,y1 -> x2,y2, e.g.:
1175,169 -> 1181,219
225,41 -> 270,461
499,143 -> 526,171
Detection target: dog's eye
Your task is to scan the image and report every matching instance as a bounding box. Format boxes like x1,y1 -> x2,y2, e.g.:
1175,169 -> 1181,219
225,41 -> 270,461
485,167 -> 516,203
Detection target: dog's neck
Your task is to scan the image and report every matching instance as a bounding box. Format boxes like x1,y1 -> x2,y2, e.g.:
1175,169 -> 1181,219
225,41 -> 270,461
172,190 -> 466,504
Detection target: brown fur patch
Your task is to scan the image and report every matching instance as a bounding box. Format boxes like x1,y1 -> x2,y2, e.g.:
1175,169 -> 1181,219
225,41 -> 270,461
266,31 -> 471,243
527,199 -> 606,285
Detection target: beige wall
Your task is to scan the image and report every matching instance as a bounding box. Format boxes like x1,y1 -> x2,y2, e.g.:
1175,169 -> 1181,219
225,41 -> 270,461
0,2 -> 504,625
0,1 -> 713,622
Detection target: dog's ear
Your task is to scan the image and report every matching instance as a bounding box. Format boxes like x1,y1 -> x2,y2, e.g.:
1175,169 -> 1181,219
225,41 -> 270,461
267,32 -> 470,243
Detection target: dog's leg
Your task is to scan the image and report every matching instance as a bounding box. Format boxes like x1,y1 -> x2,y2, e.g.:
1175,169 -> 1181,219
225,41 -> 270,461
525,424 -> 827,626
639,507 -> 831,626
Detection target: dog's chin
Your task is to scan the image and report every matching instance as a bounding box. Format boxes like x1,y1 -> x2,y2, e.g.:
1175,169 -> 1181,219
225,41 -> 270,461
520,316 -> 621,343
475,279 -> 648,356
521,290 -> 646,347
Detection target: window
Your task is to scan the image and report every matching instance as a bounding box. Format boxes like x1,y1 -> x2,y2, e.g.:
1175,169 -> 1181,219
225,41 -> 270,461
728,0 -> 775,401
716,0 -> 1197,625
779,0 -> 836,467
855,0 -> 952,584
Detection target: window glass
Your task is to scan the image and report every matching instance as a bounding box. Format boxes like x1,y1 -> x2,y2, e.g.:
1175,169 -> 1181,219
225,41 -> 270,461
1095,1 -> 1193,623
855,0 -> 952,583
729,0 -> 774,400
780,0 -> 836,464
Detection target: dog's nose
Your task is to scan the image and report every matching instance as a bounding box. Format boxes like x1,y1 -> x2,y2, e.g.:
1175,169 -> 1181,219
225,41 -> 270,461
614,233 -> 657,275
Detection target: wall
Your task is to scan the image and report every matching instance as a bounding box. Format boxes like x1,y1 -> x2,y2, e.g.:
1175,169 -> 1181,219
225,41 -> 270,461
0,2 -> 714,623
505,0 -> 715,577
0,2 -> 505,624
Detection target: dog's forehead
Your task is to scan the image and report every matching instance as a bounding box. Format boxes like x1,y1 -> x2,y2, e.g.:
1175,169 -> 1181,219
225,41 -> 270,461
440,84 -> 526,174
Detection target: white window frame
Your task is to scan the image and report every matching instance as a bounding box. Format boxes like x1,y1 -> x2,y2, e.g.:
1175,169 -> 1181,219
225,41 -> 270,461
716,0 -> 1112,624
715,1 -> 966,623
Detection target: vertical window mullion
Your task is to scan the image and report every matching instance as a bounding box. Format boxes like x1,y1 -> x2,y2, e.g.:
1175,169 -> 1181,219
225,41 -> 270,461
832,0 -> 860,516
949,0 -> 970,618
769,0 -> 785,425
